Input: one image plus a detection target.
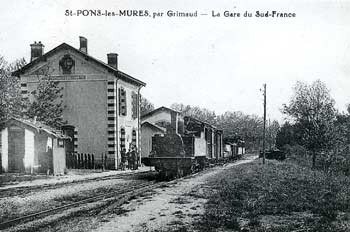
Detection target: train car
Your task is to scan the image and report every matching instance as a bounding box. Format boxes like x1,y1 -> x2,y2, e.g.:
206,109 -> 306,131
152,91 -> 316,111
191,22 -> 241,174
224,137 -> 245,160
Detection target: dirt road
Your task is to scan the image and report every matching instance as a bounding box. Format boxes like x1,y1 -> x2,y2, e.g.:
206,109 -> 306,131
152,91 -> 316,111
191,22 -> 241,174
93,155 -> 258,232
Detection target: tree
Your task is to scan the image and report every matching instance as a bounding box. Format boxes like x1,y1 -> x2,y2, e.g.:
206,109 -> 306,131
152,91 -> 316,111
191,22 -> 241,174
24,64 -> 65,129
26,79 -> 65,129
275,122 -> 300,149
334,105 -> 350,147
140,95 -> 155,116
283,80 -> 337,167
217,111 -> 263,151
0,56 -> 27,122
266,120 -> 280,149
170,103 -> 217,125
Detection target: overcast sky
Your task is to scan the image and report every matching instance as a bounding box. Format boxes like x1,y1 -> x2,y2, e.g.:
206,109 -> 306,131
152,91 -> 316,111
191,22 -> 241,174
1,0 -> 349,122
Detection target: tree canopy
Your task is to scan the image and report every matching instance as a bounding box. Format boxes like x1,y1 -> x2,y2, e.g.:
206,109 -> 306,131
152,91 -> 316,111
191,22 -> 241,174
282,80 -> 337,166
0,56 -> 27,122
26,80 -> 65,129
140,95 -> 155,117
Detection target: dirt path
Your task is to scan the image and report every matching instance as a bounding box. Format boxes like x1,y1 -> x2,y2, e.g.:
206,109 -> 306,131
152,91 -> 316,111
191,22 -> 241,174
92,156 -> 258,232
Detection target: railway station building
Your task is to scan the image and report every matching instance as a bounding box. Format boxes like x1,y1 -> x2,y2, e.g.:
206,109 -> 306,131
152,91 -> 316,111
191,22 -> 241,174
12,37 -> 146,170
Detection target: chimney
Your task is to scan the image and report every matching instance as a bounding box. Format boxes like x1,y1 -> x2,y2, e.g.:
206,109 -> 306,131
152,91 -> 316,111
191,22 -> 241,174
30,41 -> 44,62
79,36 -> 88,54
107,53 -> 118,69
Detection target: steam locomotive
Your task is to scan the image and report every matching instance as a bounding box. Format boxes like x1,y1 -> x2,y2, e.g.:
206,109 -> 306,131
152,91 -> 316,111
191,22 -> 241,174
141,108 -> 245,179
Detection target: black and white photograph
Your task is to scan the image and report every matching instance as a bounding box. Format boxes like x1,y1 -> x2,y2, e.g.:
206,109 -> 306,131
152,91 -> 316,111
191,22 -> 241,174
0,0 -> 350,231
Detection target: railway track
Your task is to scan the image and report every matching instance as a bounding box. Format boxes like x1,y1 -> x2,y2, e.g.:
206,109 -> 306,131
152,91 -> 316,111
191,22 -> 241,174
0,161 -> 233,231
0,170 -> 155,198
0,180 -> 164,231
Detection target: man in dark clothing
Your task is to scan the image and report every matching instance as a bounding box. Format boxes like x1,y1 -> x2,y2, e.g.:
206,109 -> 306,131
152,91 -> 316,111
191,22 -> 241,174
130,148 -> 136,170
126,148 -> 131,170
121,148 -> 126,171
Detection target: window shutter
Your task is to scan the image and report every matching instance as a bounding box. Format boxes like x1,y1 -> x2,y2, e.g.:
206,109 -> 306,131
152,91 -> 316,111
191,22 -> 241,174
120,128 -> 126,150
123,89 -> 127,116
118,88 -> 122,116
132,92 -> 138,119
119,88 -> 127,116
132,129 -> 137,146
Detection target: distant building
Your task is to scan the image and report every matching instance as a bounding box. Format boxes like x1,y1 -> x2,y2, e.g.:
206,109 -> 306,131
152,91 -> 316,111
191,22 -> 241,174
1,118 -> 69,175
141,107 -> 184,158
141,106 -> 184,134
12,37 -> 146,169
140,122 -> 165,158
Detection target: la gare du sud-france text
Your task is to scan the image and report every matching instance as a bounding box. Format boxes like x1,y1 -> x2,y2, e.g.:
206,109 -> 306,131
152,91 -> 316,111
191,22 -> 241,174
65,9 -> 296,19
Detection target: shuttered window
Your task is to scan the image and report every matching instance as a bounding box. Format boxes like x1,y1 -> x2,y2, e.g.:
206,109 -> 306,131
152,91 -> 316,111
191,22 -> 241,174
120,128 -> 126,150
132,129 -> 137,147
131,92 -> 138,119
119,88 -> 127,116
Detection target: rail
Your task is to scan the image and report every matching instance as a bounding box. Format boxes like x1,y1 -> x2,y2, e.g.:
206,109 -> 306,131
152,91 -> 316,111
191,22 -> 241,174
0,180 -> 163,230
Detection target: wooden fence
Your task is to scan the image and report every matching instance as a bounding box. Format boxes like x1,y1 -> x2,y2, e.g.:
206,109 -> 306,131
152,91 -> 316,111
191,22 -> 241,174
66,152 -> 115,170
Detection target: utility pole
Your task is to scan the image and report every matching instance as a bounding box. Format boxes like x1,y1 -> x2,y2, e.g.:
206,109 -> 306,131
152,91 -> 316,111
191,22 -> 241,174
262,84 -> 266,164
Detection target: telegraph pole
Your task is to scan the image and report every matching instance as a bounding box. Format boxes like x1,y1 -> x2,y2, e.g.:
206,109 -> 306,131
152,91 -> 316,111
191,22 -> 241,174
262,84 -> 266,164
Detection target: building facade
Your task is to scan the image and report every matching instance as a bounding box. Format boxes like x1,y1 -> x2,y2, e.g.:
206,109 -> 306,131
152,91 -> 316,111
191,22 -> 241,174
1,118 -> 69,175
13,37 -> 146,169
140,122 -> 165,158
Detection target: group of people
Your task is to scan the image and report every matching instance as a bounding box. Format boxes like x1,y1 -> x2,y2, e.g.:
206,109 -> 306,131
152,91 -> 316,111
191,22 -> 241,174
120,145 -> 139,171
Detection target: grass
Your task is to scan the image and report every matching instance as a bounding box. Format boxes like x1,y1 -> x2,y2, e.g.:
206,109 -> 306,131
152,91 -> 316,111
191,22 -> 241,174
197,159 -> 350,231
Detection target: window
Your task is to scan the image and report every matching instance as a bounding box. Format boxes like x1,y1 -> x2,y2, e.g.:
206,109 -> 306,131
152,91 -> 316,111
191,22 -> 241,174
57,139 -> 64,148
120,128 -> 126,151
132,129 -> 137,147
132,92 -> 138,119
59,55 -> 75,74
119,88 -> 127,116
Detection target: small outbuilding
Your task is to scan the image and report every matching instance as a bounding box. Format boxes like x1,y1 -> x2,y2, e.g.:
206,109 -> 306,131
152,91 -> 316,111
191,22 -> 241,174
141,121 -> 166,158
0,118 -> 70,175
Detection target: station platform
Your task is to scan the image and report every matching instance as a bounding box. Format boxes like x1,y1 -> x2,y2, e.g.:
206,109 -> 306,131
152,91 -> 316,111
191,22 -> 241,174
0,166 -> 154,190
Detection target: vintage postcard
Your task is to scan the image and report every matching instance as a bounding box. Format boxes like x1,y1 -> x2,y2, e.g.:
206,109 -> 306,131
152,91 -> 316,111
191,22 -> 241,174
0,1 -> 349,231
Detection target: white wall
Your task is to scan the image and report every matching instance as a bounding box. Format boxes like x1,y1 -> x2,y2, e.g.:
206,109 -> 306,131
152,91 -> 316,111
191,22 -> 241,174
1,128 -> 8,172
52,138 -> 66,175
116,79 -> 141,168
24,129 -> 35,173
238,147 -> 245,155
194,131 -> 207,157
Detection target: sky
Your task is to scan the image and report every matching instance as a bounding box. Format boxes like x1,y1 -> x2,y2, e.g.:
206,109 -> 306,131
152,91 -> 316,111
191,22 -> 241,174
1,0 -> 349,122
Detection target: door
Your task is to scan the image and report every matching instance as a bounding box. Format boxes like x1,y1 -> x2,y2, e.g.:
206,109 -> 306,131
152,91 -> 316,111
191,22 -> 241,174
8,126 -> 25,172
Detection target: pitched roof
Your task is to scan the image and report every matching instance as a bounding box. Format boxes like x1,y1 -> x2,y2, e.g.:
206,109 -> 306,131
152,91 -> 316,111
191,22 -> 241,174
3,117 -> 70,139
184,116 -> 222,132
141,121 -> 166,133
12,43 -> 146,87
141,106 -> 181,119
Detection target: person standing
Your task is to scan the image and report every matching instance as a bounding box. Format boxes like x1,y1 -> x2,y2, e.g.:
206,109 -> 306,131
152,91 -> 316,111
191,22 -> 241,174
121,148 -> 126,171
126,148 -> 131,170
130,147 -> 136,170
